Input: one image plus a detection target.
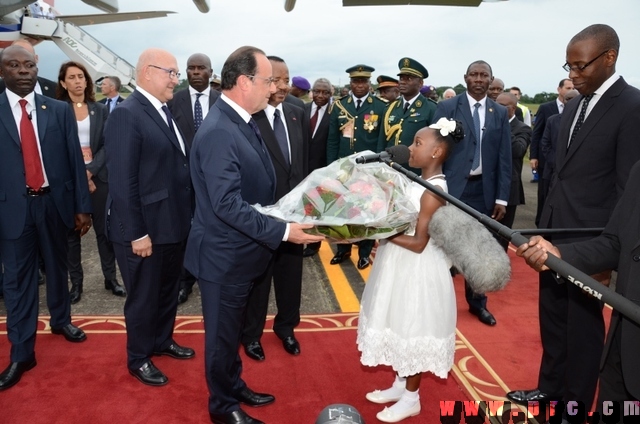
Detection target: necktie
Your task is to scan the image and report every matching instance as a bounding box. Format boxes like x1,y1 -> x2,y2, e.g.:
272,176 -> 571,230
309,106 -> 320,136
19,99 -> 45,190
194,93 -> 203,131
248,118 -> 267,155
403,102 -> 410,113
106,98 -> 112,112
471,102 -> 482,170
568,94 -> 593,148
161,105 -> 177,137
356,99 -> 362,110
273,109 -> 290,165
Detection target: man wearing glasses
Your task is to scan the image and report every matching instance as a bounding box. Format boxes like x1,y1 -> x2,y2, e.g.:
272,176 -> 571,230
104,48 -> 195,387
507,24 -> 640,414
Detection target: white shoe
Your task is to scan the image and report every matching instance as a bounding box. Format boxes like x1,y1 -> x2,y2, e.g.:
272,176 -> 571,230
365,389 -> 402,404
376,402 -> 421,423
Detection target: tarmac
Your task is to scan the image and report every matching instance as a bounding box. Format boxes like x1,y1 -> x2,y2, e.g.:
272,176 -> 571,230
0,167 -> 539,317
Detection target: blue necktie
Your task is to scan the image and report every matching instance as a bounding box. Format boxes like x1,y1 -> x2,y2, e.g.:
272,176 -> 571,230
161,105 -> 176,136
248,118 -> 267,155
273,109 -> 290,165
471,102 -> 482,170
194,93 -> 203,131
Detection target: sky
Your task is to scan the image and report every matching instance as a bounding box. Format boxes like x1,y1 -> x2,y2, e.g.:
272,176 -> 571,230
30,0 -> 640,96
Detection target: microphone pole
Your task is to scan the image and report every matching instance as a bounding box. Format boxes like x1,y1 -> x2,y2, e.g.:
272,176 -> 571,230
382,157 -> 640,326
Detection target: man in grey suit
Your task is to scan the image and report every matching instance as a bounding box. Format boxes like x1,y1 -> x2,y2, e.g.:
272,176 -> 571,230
433,60 -> 512,327
98,76 -> 125,112
167,52 -> 220,305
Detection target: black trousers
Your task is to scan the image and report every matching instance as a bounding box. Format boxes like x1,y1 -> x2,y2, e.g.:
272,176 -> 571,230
336,239 -> 375,259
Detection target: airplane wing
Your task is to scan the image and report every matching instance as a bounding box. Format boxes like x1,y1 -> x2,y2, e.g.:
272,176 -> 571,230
56,11 -> 175,26
0,0 -> 34,16
343,0 -> 506,5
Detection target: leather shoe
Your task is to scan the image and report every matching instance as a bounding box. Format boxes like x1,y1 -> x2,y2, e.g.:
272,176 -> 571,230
302,246 -> 318,257
51,323 -> 87,342
129,361 -> 168,386
330,251 -> 351,265
282,336 -> 300,356
210,409 -> 264,424
236,387 -> 275,407
154,343 -> 195,359
506,388 -> 562,405
177,287 -> 191,304
105,279 -> 126,297
469,307 -> 496,326
69,283 -> 82,304
243,341 -> 265,361
0,360 -> 37,391
357,257 -> 370,269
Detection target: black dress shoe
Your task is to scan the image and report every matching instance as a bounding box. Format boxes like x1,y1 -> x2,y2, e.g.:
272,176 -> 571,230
243,341 -> 265,361
236,387 -> 275,407
302,246 -> 319,257
129,361 -> 168,386
330,251 -> 351,265
177,287 -> 191,304
507,388 -> 562,405
469,307 -> 496,326
282,336 -> 300,356
69,283 -> 82,304
105,279 -> 126,297
210,409 -> 264,424
154,343 -> 195,359
51,323 -> 87,342
0,360 -> 37,391
357,257 -> 370,269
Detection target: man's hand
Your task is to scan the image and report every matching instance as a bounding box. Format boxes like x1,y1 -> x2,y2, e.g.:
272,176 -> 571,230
74,213 -> 92,237
516,235 -> 560,272
491,204 -> 506,221
287,223 -> 325,244
132,236 -> 153,257
530,159 -> 538,170
88,179 -> 97,194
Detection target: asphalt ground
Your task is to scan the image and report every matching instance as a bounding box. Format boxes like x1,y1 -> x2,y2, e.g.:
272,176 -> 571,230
0,167 -> 539,317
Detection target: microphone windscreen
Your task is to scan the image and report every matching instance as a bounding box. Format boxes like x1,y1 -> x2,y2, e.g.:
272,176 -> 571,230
386,144 -> 410,164
428,204 -> 511,293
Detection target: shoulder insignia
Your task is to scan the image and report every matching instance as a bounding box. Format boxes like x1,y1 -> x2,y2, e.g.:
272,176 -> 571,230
415,100 -> 422,108
367,96 -> 373,104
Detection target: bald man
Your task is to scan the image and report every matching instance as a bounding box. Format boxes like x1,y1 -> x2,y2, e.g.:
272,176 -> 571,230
104,48 -> 194,387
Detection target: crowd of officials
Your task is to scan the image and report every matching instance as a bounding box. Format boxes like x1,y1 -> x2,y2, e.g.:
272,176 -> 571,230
1,22 -> 640,424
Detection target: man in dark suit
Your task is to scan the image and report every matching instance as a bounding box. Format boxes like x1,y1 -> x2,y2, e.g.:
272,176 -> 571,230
433,60 -> 512,326
241,55 -> 309,362
0,45 -> 92,391
507,24 -> 640,410
98,76 -> 125,112
167,52 -> 220,305
516,160 -> 640,416
302,77 -> 332,257
184,46 -> 323,424
540,89 -> 579,182
488,77 -> 524,122
0,40 -> 56,99
529,78 -> 574,226
104,48 -> 195,387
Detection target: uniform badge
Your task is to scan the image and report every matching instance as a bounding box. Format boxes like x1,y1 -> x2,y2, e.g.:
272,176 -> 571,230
415,100 -> 422,108
403,58 -> 410,67
367,96 -> 373,104
389,115 -> 396,123
363,114 -> 378,132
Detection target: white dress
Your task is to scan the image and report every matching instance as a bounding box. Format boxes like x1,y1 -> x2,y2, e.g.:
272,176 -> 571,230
357,175 -> 456,378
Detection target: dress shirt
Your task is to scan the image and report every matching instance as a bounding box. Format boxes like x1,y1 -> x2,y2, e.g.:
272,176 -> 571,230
136,86 -> 185,155
556,98 -> 564,114
264,103 -> 291,163
189,85 -> 210,120
465,92 -> 487,175
351,93 -> 369,110
310,103 -> 328,137
5,89 -> 50,187
568,73 -> 620,138
401,93 -> 420,110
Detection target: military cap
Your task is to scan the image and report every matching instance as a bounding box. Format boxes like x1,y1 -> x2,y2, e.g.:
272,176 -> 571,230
292,76 -> 311,91
397,57 -> 429,79
346,64 -> 375,78
377,75 -> 399,88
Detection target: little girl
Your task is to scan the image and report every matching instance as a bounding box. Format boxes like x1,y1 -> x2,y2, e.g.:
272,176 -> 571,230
357,118 -> 463,423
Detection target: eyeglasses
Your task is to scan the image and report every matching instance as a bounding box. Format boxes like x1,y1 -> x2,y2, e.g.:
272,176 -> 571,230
246,75 -> 274,85
149,64 -> 181,79
562,50 -> 609,73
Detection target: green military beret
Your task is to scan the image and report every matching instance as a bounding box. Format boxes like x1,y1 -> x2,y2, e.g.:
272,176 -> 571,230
397,57 -> 428,79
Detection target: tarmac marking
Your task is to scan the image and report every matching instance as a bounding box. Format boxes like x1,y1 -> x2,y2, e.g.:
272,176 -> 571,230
318,243 -> 360,312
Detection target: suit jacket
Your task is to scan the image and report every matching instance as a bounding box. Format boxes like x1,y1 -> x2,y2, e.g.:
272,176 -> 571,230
508,117 -> 532,205
377,94 -> 436,151
530,100 -> 560,169
98,95 -> 125,110
104,90 -> 192,245
167,87 -> 220,147
84,101 -> 109,182
184,99 -> 286,283
305,102 -> 330,171
559,160 -> 640,398
0,76 -> 56,99
252,103 -> 308,201
539,77 -> 640,242
0,92 -> 92,239
539,113 -> 561,180
284,93 -> 305,109
433,93 -> 512,213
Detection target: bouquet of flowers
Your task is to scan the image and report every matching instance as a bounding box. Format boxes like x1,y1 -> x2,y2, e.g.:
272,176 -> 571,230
254,151 -> 418,243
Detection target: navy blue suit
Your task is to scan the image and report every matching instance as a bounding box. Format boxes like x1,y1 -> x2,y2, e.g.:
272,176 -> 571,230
184,98 -> 286,415
104,89 -> 192,370
433,93 -> 511,310
0,92 -> 92,362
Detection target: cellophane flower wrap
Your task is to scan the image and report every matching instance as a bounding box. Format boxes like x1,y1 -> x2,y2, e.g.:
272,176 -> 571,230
254,151 -> 418,243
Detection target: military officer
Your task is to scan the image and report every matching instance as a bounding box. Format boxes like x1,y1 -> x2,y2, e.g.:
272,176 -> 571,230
376,75 -> 400,103
378,58 -> 436,173
326,64 -> 388,270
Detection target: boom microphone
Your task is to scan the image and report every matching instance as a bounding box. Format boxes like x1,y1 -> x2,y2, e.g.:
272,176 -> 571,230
355,145 -> 410,164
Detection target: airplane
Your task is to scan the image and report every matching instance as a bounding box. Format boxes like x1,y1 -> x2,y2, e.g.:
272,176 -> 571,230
0,0 -> 210,90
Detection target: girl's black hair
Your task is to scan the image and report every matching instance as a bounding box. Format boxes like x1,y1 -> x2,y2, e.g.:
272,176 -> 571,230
433,120 -> 464,160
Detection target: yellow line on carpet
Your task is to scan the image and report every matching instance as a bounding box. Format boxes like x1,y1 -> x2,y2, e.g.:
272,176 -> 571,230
318,243 -> 360,312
